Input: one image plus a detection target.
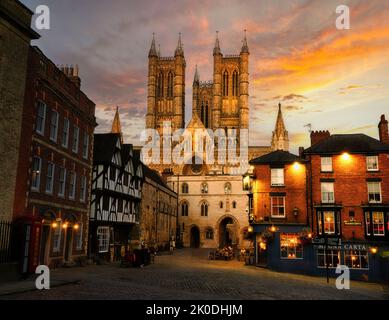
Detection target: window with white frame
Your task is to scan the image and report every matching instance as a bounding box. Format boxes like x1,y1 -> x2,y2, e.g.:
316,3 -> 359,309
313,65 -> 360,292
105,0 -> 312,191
80,176 -> 87,202
367,182 -> 381,203
344,249 -> 369,269
45,162 -> 55,194
366,156 -> 379,171
72,126 -> 79,153
365,211 -> 385,236
318,211 -> 341,235
82,133 -> 89,159
75,223 -> 83,250
35,101 -> 46,135
321,182 -> 334,203
317,249 -> 341,268
271,168 -> 284,186
58,167 -> 66,197
62,118 -> 69,148
69,171 -> 76,200
271,196 -> 285,217
52,222 -> 62,253
31,157 -> 42,191
49,110 -> 59,142
280,233 -> 303,259
97,226 -> 110,253
321,157 -> 333,172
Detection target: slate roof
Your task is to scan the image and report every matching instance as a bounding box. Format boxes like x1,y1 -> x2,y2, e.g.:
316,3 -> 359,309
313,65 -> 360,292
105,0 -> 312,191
93,133 -> 120,163
304,134 -> 389,155
249,150 -> 304,165
142,165 -> 169,189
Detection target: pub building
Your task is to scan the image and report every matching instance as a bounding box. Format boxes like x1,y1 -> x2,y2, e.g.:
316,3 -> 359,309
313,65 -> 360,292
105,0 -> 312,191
303,115 -> 389,281
13,47 -> 96,273
89,110 -> 144,262
246,150 -> 311,273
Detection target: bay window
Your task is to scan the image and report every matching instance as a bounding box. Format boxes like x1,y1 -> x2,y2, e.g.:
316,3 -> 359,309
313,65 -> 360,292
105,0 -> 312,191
280,233 -> 303,259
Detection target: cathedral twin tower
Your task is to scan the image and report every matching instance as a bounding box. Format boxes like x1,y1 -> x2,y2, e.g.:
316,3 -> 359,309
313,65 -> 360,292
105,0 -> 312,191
146,32 -> 250,134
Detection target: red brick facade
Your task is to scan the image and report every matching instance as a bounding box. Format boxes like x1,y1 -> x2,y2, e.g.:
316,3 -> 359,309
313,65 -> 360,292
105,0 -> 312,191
13,46 -> 96,272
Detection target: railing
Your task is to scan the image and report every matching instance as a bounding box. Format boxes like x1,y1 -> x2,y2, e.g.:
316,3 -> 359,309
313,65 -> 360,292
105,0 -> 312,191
0,220 -> 13,263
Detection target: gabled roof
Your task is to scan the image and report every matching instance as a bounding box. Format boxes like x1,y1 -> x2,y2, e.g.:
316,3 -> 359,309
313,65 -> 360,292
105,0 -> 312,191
304,134 -> 389,155
93,133 -> 121,163
249,150 -> 304,165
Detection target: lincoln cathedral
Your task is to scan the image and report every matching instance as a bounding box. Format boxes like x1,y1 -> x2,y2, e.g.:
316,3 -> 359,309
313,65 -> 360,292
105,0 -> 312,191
143,31 -> 289,248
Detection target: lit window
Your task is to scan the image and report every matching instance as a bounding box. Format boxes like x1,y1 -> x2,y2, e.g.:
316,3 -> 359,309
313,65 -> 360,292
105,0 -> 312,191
49,110 -> 59,142
317,211 -> 341,236
280,233 -> 303,259
35,101 -> 46,135
271,168 -> 284,186
317,249 -> 340,268
321,157 -> 332,172
366,156 -> 379,171
344,250 -> 369,269
321,182 -> 334,203
31,157 -> 42,191
271,196 -> 285,218
45,162 -> 55,194
365,212 -> 385,236
97,226 -> 110,253
367,182 -> 381,203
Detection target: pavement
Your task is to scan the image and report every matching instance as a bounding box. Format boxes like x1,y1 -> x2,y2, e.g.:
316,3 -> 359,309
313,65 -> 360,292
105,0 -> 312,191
1,248 -> 388,300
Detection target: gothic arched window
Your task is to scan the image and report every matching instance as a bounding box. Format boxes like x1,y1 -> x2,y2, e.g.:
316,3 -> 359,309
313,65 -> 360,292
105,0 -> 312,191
181,183 -> 189,194
181,201 -> 189,216
201,202 -> 208,217
167,72 -> 173,98
201,101 -> 209,128
232,70 -> 239,96
157,72 -> 164,98
223,70 -> 229,97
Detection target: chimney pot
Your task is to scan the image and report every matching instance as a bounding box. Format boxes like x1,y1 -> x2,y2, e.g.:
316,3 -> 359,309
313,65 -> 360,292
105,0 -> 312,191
378,114 -> 389,144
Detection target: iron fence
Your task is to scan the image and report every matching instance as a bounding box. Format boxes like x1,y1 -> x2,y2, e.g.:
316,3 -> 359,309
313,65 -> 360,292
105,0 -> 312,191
0,220 -> 13,263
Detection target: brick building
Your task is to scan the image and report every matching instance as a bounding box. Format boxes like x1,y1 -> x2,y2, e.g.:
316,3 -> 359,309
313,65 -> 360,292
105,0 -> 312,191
248,150 -> 310,272
13,46 -> 96,273
0,1 -> 39,224
303,116 -> 389,281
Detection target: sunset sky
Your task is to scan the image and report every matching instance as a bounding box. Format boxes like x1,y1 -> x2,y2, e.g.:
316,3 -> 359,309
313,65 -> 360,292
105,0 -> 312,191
21,0 -> 389,153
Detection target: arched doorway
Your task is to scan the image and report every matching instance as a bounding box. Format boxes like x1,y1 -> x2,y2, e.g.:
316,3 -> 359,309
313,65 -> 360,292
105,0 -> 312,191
190,226 -> 200,248
219,217 -> 234,248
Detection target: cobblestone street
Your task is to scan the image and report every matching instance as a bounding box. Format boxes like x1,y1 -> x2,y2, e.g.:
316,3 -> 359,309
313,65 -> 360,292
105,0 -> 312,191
2,249 -> 388,300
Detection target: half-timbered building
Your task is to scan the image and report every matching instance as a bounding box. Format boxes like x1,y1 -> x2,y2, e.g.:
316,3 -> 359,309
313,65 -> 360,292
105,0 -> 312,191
90,132 -> 143,261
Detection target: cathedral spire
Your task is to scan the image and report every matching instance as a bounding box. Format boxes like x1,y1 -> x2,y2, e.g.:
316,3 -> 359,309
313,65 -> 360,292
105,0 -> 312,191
213,31 -> 221,55
111,106 -> 123,143
271,103 -> 289,151
175,32 -> 184,56
193,64 -> 199,84
148,33 -> 157,57
241,29 -> 249,54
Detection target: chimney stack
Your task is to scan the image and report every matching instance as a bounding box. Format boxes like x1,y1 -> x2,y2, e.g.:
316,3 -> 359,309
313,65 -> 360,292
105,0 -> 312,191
378,114 -> 389,144
310,130 -> 330,146
59,64 -> 81,89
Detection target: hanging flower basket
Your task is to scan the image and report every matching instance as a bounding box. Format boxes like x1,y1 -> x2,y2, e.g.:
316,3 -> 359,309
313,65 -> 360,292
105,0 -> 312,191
261,230 -> 274,243
298,228 -> 313,245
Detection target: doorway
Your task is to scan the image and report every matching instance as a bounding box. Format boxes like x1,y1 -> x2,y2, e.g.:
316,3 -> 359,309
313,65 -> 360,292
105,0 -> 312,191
39,225 -> 50,265
190,226 -> 200,248
219,217 -> 234,248
64,228 -> 73,262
